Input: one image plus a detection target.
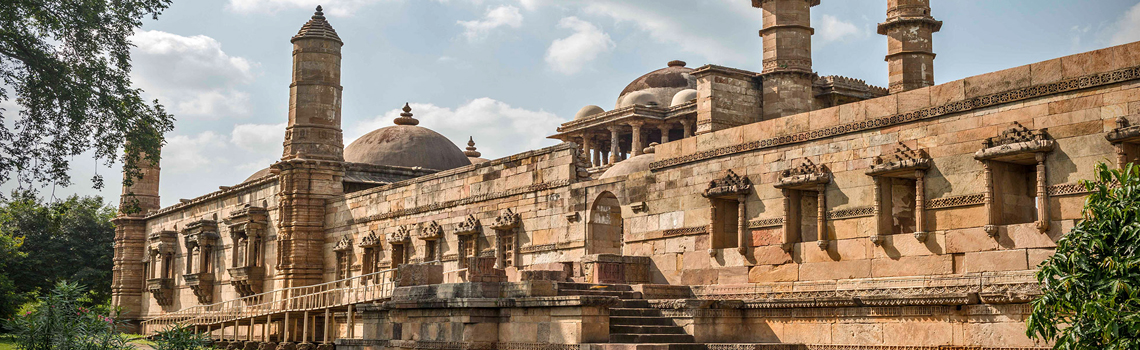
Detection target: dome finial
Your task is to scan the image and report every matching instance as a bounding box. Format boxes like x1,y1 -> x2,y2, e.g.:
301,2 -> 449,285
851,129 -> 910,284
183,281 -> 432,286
312,5 -> 325,19
668,60 -> 686,67
465,136 -> 482,157
394,102 -> 419,126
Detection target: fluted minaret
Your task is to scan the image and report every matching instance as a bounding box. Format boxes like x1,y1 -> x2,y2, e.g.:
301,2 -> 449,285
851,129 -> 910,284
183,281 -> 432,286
878,0 -> 941,93
111,146 -> 161,330
753,0 -> 820,120
283,5 -> 344,161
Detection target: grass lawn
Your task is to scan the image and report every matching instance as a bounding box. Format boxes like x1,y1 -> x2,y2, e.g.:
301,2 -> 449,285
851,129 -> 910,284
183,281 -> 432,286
0,336 -> 15,350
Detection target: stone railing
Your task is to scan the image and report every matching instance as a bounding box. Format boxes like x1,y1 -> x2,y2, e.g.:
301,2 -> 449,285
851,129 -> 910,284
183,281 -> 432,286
140,268 -> 397,334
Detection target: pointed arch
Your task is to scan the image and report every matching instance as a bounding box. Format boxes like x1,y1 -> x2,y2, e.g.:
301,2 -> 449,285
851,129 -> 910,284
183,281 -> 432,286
588,191 -> 623,255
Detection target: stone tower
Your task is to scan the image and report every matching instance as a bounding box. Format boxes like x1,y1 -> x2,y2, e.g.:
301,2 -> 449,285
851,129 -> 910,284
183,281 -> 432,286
111,147 -> 162,329
274,6 -> 346,289
754,0 -> 819,120
878,0 -> 941,93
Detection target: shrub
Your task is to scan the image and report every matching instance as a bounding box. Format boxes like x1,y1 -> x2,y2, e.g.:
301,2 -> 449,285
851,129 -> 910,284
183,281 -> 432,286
151,324 -> 210,350
3,282 -> 130,350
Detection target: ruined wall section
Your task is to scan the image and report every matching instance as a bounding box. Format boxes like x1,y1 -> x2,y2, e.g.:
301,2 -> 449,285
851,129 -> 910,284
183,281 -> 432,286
325,143 -> 583,282
137,177 -> 281,319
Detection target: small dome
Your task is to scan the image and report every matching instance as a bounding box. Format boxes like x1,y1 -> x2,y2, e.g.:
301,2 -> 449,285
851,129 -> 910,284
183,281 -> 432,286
616,60 -> 697,109
575,105 -> 606,120
599,143 -> 657,179
344,104 -> 471,171
671,89 -> 698,107
619,91 -> 662,108
242,167 -> 273,183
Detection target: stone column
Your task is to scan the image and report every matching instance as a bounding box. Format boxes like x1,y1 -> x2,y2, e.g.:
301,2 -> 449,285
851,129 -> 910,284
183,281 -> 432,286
683,120 -> 693,138
879,0 -> 941,94
1035,153 -> 1050,233
581,135 -> 593,166
871,176 -> 886,245
608,126 -> 621,164
630,121 -> 645,156
593,146 -> 602,167
707,205 -> 717,257
781,189 -> 799,252
755,0 -> 819,120
816,184 -> 827,249
659,124 -> 672,144
1117,143 -> 1129,169
737,194 -> 748,255
983,160 -> 997,237
914,169 -> 928,242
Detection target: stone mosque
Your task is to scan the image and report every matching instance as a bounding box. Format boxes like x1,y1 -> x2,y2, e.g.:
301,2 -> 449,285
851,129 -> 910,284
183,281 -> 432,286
113,0 -> 1140,349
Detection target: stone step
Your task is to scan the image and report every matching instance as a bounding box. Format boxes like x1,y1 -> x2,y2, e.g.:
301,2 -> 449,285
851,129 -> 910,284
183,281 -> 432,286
609,334 -> 695,344
553,282 -> 633,292
610,308 -> 662,317
617,299 -> 650,308
557,290 -> 643,298
610,325 -> 688,335
609,316 -> 675,326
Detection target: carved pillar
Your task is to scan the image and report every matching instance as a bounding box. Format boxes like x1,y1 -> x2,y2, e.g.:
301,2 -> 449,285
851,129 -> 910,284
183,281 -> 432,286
593,143 -> 602,167
871,177 -> 885,245
659,124 -> 672,144
816,184 -> 827,249
630,121 -> 644,156
582,135 -> 593,167
683,120 -> 693,138
737,193 -> 748,255
914,169 -> 928,242
1035,152 -> 1050,233
781,189 -> 798,252
983,160 -> 997,237
608,126 -> 620,164
707,205 -> 717,257
1118,143 -> 1129,169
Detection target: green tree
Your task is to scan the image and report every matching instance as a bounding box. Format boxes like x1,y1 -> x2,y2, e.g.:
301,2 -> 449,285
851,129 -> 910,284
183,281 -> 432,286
0,230 -> 24,322
1027,163 -> 1140,349
0,191 -> 116,320
0,0 -> 174,193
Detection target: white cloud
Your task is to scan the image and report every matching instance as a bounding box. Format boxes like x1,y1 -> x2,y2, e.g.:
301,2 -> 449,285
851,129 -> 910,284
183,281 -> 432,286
1109,3 -> 1140,45
458,5 -> 524,41
227,0 -> 386,16
817,14 -> 863,43
231,123 -> 286,153
346,98 -> 565,159
517,0 -> 540,11
130,30 -> 256,120
164,132 -> 230,173
545,17 -> 615,75
580,0 -> 757,64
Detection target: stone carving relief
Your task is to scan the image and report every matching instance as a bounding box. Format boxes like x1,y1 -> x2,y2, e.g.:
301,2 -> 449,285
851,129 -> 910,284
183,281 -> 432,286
182,219 -> 219,304
226,205 -> 268,298
702,169 -> 753,199
145,230 -> 178,306
490,208 -> 520,231
417,221 -> 443,240
387,225 -> 412,243
454,215 -> 481,236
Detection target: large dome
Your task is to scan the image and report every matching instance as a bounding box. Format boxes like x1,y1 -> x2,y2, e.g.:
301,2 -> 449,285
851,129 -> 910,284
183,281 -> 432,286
616,60 -> 697,109
343,104 -> 471,171
599,144 -> 657,179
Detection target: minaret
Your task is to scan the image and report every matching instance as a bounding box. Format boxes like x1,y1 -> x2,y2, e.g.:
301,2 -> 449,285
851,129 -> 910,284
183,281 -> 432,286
753,0 -> 820,120
878,0 -> 941,93
274,6 -> 346,289
111,146 -> 162,330
283,5 -> 344,161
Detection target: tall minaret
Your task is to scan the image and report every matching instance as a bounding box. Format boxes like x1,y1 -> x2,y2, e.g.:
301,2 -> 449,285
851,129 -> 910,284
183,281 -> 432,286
275,6 -> 346,289
753,0 -> 820,120
878,0 -> 941,94
111,146 -> 162,330
283,5 -> 344,161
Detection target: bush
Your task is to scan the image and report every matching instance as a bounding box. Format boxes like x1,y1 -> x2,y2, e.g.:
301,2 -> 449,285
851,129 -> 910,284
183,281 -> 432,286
151,324 -> 210,350
1027,163 -> 1140,349
3,282 -> 130,350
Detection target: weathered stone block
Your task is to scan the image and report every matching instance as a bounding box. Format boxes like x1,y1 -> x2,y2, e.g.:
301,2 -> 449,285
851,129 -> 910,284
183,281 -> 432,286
396,264 -> 443,287
963,249 -> 1028,273
748,264 -> 798,283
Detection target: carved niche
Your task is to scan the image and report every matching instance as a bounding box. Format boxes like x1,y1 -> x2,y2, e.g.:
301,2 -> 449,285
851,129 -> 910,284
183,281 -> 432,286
417,221 -> 444,262
359,231 -> 384,280
226,205 -> 267,297
145,230 -> 178,306
333,236 -> 353,280
182,219 -> 219,304
453,215 -> 481,267
775,160 -> 832,250
702,170 -> 753,256
974,122 -> 1055,236
489,209 -> 521,269
866,143 -> 932,244
1106,117 -> 1140,168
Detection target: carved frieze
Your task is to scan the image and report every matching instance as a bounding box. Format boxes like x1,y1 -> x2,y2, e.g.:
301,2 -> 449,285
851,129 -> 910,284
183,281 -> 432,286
387,225 -> 412,243
418,221 -> 443,240
490,208 -> 520,231
702,169 -> 753,198
775,159 -> 831,190
454,215 -> 481,236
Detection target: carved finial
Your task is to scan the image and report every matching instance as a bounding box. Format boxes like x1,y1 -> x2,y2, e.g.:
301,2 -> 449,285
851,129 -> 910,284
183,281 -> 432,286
312,5 -> 325,19
465,136 -> 482,157
644,142 -> 658,154
394,103 -> 419,126
1118,116 -> 1130,129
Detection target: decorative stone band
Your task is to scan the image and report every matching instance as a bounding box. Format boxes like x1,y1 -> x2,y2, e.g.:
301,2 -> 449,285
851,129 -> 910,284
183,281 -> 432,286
1047,182 -> 1092,197
352,179 -> 571,224
626,226 -> 707,243
387,340 -> 584,350
826,206 -> 876,220
749,217 -> 784,228
708,344 -> 1049,350
518,240 -> 585,254
651,64 -> 1140,170
925,193 -> 985,210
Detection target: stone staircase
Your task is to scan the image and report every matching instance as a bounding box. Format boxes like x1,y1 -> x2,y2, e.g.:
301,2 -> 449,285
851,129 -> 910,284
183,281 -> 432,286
554,283 -> 695,345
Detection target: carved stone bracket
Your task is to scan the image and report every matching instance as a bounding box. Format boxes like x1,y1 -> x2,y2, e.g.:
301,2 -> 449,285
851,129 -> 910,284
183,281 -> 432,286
418,221 -> 443,241
455,215 -> 482,236
776,159 -> 832,190
702,169 -> 753,198
183,272 -> 214,304
388,225 -> 412,243
183,219 -> 220,249
490,208 -> 520,231
565,212 -> 581,222
975,122 -> 1055,236
227,266 -> 264,297
146,278 -> 173,306
867,143 -> 932,245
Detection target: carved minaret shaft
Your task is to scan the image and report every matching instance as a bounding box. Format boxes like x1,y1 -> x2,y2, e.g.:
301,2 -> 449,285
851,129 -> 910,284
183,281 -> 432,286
275,6 -> 346,289
878,0 -> 941,94
111,147 -> 162,328
754,0 -> 819,120
283,6 -> 344,162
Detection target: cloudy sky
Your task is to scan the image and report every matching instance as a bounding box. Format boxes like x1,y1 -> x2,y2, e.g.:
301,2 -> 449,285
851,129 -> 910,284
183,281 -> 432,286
5,0 -> 1140,207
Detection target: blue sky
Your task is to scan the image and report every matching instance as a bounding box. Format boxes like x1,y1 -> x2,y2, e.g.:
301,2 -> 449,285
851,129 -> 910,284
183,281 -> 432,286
5,0 -> 1140,207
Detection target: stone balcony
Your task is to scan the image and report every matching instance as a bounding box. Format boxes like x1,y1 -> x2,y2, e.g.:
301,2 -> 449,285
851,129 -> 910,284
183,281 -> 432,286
145,278 -> 173,306
227,266 -> 265,297
183,272 -> 215,304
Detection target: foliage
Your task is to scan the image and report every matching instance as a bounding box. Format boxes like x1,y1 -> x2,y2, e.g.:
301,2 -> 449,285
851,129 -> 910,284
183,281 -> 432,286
3,282 -> 131,350
0,0 -> 174,198
0,232 -> 23,322
0,191 -> 116,321
151,325 -> 209,350
1027,163 -> 1140,350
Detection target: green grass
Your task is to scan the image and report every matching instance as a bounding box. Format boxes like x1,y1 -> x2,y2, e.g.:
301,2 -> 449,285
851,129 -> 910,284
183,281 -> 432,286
0,335 -> 16,350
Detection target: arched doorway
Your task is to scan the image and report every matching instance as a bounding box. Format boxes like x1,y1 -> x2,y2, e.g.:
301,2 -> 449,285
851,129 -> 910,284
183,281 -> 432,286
588,191 -> 623,255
